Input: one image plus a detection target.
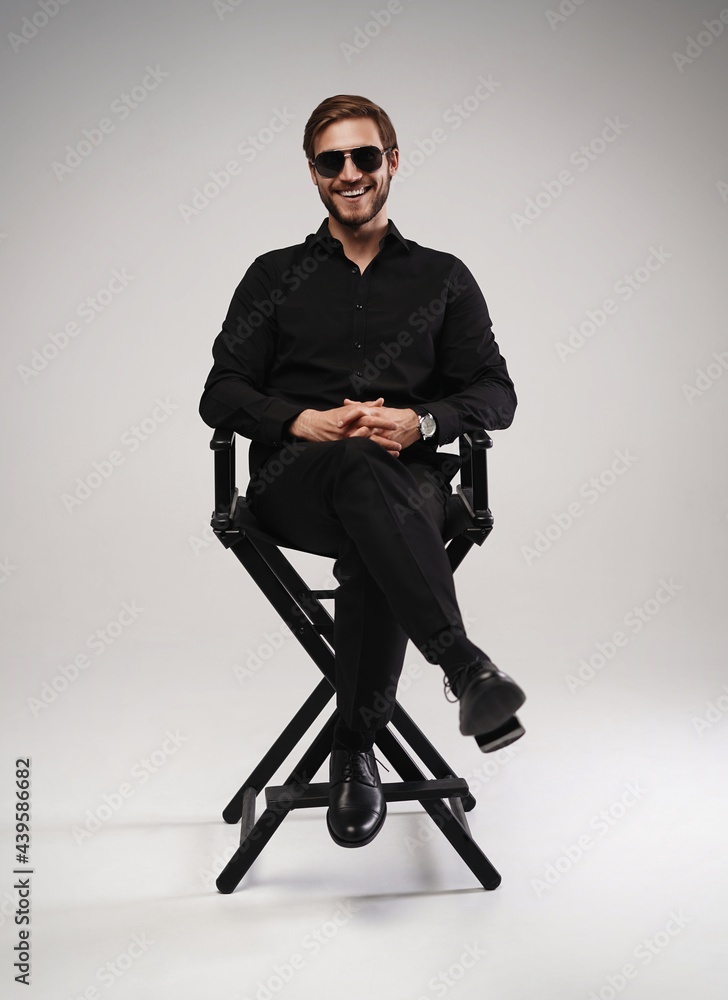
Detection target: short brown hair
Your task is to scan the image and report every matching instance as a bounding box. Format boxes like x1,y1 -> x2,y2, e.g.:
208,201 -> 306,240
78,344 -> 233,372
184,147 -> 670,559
302,94 -> 398,161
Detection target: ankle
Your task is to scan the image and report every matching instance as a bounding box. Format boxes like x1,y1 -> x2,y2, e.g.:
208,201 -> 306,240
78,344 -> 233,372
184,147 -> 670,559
422,626 -> 484,675
333,720 -> 376,753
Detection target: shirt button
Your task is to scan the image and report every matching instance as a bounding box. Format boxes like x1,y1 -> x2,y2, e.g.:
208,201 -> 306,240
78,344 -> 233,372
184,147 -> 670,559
351,267 -> 357,273
355,304 -> 363,309
354,341 -> 362,349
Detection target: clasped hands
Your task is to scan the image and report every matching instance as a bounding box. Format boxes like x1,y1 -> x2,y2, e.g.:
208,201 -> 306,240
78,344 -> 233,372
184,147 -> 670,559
288,398 -> 420,457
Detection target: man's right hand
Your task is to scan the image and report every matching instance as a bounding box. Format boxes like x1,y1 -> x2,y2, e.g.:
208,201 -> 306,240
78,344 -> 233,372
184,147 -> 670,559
288,398 -> 402,457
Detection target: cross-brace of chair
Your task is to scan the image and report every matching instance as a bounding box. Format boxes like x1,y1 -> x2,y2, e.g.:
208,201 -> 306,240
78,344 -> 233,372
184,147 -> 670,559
208,427 -> 523,893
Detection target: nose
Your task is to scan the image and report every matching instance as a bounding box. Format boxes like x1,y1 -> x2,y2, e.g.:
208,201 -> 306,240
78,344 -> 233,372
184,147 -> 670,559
338,152 -> 363,182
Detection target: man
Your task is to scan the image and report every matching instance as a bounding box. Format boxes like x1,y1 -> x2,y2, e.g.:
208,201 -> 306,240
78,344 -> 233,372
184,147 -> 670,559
199,94 -> 525,850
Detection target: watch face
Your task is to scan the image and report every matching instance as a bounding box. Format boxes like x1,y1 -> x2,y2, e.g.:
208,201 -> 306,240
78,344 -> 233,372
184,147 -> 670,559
421,414 -> 436,438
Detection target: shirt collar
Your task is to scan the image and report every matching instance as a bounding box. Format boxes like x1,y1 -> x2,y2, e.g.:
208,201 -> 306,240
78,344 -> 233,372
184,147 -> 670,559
310,217 -> 411,253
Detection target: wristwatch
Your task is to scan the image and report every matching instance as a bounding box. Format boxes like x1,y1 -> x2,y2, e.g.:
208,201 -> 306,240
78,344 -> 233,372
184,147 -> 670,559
418,411 -> 437,441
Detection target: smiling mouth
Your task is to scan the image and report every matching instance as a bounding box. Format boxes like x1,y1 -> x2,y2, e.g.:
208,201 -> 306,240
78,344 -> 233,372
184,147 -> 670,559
337,186 -> 371,199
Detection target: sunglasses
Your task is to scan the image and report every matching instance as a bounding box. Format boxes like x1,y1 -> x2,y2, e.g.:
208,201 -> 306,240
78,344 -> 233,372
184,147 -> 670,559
310,145 -> 394,178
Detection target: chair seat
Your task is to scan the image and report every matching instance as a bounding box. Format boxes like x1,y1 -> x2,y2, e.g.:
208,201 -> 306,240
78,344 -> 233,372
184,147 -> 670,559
231,491 -> 475,559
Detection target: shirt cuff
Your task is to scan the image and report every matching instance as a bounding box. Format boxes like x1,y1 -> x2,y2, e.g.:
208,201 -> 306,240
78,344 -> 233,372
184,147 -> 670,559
260,400 -> 307,448
412,402 -> 459,447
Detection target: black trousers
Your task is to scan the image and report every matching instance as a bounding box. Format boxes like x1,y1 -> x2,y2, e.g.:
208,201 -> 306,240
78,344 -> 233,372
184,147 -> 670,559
246,437 -> 470,731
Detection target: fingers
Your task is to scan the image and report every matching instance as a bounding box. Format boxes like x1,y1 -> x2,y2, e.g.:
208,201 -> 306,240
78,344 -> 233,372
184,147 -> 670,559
343,397 -> 384,407
370,434 -> 401,456
345,423 -> 400,454
339,411 -> 397,431
337,406 -> 368,428
345,406 -> 397,428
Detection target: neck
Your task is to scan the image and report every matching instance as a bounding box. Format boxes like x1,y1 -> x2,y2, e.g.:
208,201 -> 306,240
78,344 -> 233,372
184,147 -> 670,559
327,211 -> 389,260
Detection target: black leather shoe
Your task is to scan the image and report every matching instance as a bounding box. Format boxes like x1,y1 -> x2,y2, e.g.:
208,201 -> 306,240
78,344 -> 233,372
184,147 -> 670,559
445,657 -> 526,737
326,748 -> 386,848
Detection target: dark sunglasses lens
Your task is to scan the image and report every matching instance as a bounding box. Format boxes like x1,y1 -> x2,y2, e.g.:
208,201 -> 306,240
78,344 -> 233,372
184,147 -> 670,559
315,151 -> 345,177
314,146 -> 384,176
351,146 -> 383,172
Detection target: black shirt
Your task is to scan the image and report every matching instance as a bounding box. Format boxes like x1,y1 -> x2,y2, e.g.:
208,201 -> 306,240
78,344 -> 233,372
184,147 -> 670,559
199,218 -> 517,476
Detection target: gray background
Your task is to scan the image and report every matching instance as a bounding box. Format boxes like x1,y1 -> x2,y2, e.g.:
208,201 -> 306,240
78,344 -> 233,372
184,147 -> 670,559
1,0 -> 727,997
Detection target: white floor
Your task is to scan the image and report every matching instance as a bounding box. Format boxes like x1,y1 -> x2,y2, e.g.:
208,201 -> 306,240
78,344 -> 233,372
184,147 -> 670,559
4,609 -> 727,1000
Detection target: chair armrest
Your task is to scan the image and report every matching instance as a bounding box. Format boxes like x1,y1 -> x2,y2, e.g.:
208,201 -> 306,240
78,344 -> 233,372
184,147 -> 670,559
210,428 -> 235,451
209,428 -> 238,530
457,429 -> 493,525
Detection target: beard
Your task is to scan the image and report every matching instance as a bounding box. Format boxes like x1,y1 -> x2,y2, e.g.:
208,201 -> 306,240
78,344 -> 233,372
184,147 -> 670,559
317,172 -> 392,229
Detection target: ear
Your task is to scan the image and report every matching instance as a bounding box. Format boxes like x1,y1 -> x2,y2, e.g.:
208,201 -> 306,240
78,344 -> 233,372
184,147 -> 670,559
387,148 -> 399,177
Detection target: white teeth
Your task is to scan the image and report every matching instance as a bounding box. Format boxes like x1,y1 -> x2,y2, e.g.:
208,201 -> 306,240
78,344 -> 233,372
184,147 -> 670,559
340,187 -> 367,197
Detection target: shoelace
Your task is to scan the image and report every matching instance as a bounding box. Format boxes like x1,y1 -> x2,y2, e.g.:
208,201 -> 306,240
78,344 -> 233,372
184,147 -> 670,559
442,664 -> 470,703
443,662 -> 495,703
338,748 -> 389,780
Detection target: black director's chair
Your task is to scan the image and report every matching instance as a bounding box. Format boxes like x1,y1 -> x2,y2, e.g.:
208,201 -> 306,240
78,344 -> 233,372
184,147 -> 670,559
208,427 -> 523,893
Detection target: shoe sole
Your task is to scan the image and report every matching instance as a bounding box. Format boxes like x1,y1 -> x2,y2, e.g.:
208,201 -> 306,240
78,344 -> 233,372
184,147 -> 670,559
325,803 -> 387,848
474,715 -> 525,752
459,675 -> 526,737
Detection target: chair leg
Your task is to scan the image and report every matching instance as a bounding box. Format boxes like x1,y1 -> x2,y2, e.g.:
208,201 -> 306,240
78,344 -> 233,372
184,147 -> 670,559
391,703 -> 477,811
420,798 -> 501,890
375,726 -> 501,890
216,713 -> 337,894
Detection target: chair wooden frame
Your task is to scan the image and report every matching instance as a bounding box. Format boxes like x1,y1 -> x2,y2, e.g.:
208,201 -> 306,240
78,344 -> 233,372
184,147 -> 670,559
208,428 -> 520,893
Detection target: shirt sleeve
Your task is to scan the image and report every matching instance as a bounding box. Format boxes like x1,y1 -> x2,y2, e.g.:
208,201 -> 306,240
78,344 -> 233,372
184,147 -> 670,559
417,258 -> 517,445
198,257 -> 304,447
